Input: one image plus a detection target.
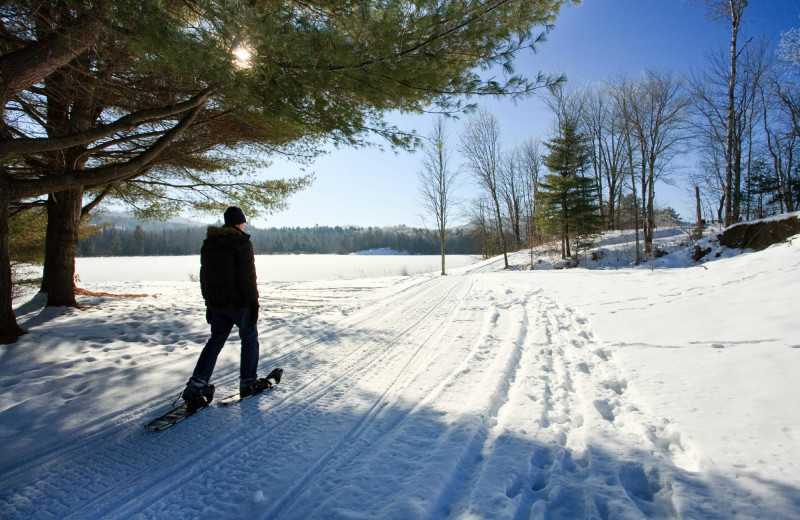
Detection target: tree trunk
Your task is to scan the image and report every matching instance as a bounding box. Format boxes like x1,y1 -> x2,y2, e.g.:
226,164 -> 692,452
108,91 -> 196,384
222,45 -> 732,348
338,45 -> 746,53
641,159 -> 651,254
41,188 -> 83,307
491,190 -> 509,269
595,145 -> 606,228
440,230 -> 446,276
511,198 -> 522,249
628,148 -> 641,265
646,165 -> 655,254
785,146 -> 796,212
695,186 -> 704,240
0,188 -> 27,343
605,173 -> 617,231
724,1 -> 743,226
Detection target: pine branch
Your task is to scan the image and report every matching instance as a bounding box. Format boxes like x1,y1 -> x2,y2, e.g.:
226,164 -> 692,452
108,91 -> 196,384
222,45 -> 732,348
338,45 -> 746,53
0,87 -> 217,157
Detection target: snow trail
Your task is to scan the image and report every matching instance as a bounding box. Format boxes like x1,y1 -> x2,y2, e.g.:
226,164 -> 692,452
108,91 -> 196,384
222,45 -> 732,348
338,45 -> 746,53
1,276 -> 483,519
2,237 -> 800,519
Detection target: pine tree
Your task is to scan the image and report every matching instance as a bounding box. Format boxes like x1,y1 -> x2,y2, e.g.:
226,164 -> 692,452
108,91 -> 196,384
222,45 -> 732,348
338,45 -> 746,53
1,0 -> 572,342
540,118 -> 601,259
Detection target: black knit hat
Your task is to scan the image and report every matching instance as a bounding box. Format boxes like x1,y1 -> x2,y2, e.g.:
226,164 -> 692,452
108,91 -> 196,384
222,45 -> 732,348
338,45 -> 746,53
223,206 -> 246,226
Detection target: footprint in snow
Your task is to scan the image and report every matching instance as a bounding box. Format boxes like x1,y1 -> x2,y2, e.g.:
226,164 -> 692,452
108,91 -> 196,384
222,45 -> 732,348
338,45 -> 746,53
594,399 -> 616,422
618,461 -> 661,504
593,348 -> 611,361
603,380 -> 627,396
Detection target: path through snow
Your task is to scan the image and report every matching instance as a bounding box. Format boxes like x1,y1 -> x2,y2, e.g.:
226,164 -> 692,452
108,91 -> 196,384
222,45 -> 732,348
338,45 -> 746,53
1,244 -> 799,519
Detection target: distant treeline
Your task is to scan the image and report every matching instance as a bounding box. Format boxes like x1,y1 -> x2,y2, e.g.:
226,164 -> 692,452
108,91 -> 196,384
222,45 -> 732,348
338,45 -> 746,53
77,224 -> 480,256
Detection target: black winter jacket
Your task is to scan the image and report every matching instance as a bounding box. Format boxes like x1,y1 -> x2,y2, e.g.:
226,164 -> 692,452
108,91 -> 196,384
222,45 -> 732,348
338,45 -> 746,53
199,225 -> 259,309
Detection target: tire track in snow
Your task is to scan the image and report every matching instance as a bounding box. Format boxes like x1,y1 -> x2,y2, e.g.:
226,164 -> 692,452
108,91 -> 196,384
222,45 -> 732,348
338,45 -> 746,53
173,276 -> 475,519
441,294 -> 563,518
420,283 -> 538,520
285,279 -> 516,519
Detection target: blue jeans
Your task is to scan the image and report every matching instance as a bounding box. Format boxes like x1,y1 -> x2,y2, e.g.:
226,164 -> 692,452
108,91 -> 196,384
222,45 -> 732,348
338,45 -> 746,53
187,308 -> 259,390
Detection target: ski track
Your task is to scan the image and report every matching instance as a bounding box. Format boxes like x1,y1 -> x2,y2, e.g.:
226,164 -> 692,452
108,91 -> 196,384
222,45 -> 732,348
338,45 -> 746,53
1,273 -> 728,519
0,276 -> 472,519
0,277 -> 429,479
115,276 -> 476,520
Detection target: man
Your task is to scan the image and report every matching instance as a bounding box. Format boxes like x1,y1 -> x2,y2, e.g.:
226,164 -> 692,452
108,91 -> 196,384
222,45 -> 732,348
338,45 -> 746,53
181,206 -> 266,410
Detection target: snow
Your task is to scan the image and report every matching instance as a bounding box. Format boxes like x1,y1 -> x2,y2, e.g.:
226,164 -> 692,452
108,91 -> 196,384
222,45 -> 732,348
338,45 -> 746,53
2,223 -> 799,519
351,248 -> 409,255
74,254 -> 479,283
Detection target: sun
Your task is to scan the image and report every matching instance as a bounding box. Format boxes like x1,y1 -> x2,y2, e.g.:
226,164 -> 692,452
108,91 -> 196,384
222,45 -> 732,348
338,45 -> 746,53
232,44 -> 253,68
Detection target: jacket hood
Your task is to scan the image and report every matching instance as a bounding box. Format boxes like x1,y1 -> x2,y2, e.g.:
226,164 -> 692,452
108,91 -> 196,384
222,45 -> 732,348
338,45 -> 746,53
203,225 -> 250,248
206,225 -> 247,238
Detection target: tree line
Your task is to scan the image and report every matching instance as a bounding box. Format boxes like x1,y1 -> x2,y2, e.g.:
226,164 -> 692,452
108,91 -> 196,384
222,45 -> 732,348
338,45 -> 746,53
78,224 -> 479,257
419,2 -> 800,268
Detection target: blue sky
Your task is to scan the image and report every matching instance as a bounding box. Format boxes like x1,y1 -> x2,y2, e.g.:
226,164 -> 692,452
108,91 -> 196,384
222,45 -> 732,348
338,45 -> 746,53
254,0 -> 800,229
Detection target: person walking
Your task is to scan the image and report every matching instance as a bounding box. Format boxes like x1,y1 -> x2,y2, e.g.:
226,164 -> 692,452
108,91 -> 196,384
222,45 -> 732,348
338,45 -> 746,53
181,206 -> 266,410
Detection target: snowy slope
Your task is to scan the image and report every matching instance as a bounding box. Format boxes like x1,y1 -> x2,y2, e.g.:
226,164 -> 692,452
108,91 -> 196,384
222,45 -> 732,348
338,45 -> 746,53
1,227 -> 799,519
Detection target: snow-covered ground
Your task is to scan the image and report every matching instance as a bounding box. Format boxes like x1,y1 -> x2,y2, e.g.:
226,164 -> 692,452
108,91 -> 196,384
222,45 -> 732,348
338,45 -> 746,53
73,253 -> 480,283
1,221 -> 799,519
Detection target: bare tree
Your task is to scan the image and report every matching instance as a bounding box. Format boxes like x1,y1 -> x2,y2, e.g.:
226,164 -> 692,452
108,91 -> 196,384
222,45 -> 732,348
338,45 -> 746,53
583,83 -> 629,230
766,17 -> 800,213
607,75 -> 643,262
580,86 -> 606,225
467,197 -> 495,259
418,117 -> 457,275
519,137 -> 544,251
616,71 -> 691,255
460,107 -> 509,268
690,0 -> 750,225
689,38 -> 770,223
760,79 -> 798,213
500,148 -> 525,250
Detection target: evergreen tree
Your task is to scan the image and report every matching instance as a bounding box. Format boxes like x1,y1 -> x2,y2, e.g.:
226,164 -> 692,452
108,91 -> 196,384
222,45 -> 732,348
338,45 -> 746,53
540,118 -> 601,258
1,0 -> 573,343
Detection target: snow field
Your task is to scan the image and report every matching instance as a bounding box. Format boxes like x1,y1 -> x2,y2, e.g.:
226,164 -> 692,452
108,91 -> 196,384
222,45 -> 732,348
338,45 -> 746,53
1,233 -> 799,519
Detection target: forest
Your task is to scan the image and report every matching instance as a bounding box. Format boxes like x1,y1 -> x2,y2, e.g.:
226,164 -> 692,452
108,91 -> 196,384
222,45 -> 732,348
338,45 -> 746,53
77,223 -> 480,257
450,34 -> 800,267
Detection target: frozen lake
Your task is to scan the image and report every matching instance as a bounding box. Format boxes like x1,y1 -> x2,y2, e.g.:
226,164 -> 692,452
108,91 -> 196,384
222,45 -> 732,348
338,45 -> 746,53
74,254 -> 481,282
